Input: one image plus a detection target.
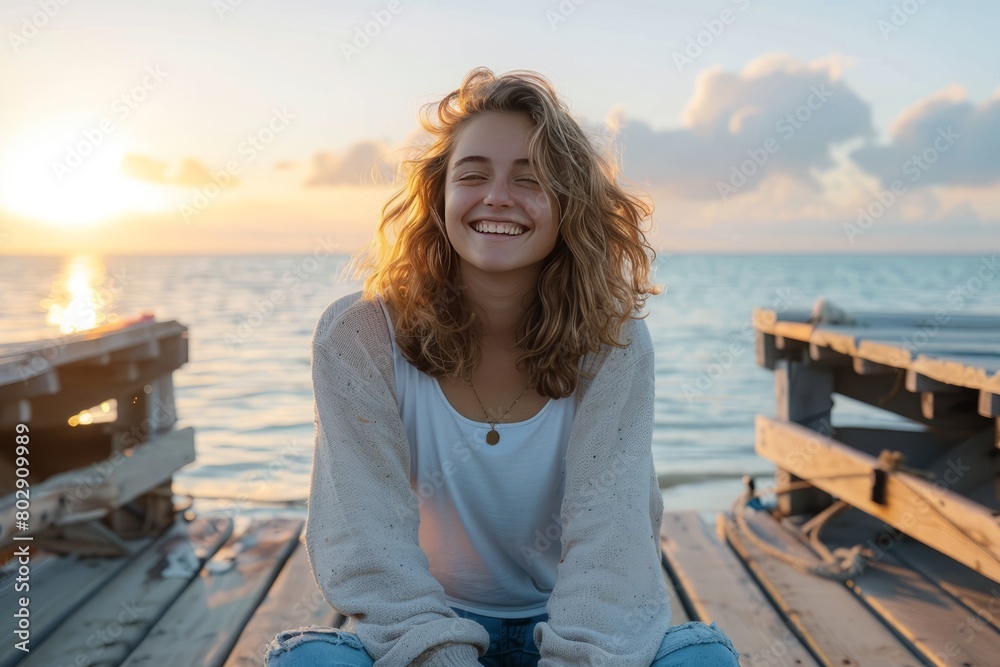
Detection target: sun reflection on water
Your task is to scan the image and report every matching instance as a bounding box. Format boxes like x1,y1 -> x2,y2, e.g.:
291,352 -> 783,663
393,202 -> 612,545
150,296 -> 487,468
41,255 -> 122,334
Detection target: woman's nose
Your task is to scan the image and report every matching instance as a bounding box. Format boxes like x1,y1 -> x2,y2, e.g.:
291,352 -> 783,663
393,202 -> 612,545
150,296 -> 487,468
483,179 -> 513,207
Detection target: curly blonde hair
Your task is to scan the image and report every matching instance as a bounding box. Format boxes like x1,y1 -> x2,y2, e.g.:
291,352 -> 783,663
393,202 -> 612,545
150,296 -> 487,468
345,67 -> 662,399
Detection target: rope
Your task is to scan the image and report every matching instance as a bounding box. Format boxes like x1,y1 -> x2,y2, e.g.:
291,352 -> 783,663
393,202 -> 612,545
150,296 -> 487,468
731,480 -> 867,582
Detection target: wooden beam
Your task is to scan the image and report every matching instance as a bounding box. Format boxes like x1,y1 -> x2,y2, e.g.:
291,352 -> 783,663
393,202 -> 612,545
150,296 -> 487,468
853,356 -> 896,375
756,416 -> 1000,583
0,371 -> 59,401
774,359 -> 834,516
0,427 -> 196,544
806,344 -> 853,368
978,390 -> 1000,418
755,330 -> 778,370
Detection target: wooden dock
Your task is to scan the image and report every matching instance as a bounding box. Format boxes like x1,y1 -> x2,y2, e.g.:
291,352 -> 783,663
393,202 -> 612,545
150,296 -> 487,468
2,301 -> 999,666
3,502 -> 998,666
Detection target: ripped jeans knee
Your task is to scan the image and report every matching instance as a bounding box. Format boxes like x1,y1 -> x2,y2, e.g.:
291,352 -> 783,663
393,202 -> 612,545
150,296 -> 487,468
265,625 -> 374,667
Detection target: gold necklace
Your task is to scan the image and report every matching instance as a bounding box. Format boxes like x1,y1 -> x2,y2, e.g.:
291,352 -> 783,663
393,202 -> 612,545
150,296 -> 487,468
468,378 -> 531,445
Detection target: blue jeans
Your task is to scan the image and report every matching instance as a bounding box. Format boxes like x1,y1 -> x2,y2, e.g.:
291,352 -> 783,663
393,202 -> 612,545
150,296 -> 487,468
264,607 -> 739,666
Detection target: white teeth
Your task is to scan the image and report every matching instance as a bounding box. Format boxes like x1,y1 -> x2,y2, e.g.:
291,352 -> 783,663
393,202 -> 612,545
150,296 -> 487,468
472,221 -> 525,235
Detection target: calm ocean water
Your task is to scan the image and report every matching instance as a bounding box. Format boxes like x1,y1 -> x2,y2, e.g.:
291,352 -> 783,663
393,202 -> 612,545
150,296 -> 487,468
2,253 -> 998,510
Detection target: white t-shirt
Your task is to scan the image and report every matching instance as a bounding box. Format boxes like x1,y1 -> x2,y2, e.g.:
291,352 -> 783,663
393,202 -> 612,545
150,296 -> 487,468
378,297 -> 577,618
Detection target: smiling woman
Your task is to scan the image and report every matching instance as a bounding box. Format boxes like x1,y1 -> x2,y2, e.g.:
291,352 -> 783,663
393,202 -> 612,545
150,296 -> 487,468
0,122 -> 172,226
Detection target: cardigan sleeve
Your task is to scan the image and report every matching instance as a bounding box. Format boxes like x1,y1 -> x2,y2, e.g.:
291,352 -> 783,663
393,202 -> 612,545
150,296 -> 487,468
304,311 -> 489,667
534,317 -> 671,666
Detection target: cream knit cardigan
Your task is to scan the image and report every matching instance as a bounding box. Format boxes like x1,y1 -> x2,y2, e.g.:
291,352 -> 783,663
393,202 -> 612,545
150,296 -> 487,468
305,291 -> 671,666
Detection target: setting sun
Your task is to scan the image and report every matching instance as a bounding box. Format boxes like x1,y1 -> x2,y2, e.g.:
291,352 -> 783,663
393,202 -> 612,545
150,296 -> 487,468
0,120 -> 173,226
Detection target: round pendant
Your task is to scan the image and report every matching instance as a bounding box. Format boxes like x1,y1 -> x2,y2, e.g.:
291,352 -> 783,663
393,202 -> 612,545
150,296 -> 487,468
486,429 -> 500,445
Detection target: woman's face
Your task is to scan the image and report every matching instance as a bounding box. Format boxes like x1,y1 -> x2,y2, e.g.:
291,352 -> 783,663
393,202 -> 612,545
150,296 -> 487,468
443,111 -> 560,280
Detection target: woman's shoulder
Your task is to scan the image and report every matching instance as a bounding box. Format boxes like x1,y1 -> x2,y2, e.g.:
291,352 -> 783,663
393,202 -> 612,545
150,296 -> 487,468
312,290 -> 388,351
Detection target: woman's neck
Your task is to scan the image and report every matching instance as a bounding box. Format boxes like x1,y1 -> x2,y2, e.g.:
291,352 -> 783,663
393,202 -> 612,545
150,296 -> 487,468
458,264 -> 540,348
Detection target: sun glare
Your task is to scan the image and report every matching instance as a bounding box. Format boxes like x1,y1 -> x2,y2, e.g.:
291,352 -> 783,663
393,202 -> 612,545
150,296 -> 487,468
0,121 -> 173,226
42,255 -> 122,334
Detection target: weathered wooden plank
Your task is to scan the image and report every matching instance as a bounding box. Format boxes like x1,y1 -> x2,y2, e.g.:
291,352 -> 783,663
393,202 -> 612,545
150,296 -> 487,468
908,354 -> 1000,392
755,330 -> 779,370
852,356 -> 896,375
756,416 -> 1000,583
720,509 -> 923,666
752,308 -> 813,336
120,517 -> 303,667
0,320 -> 187,386
0,427 -> 197,544
660,512 -> 819,666
859,342 -> 1000,372
774,312 -> 1000,332
814,326 -> 999,360
892,535 -> 1000,634
817,509 -> 1000,667
223,537 -> 341,667
774,359 -> 834,516
17,515 -> 233,667
0,532 -> 153,667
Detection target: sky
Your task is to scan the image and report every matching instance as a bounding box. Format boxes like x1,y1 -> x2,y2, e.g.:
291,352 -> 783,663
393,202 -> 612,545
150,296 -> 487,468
1,0 -> 998,256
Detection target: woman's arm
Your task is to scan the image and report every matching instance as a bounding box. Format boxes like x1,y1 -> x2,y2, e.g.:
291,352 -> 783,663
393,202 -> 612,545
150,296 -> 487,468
533,317 -> 671,666
305,304 -> 489,667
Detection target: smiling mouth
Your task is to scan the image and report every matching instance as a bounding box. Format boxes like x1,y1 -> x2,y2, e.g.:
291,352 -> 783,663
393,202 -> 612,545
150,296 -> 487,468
469,220 -> 528,236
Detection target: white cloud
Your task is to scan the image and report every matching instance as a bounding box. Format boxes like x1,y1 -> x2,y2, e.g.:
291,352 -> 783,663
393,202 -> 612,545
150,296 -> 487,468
851,85 -> 1000,188
607,54 -> 874,200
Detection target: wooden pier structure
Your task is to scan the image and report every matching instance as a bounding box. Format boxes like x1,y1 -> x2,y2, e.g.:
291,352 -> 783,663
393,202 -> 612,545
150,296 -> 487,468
1,302 -> 999,666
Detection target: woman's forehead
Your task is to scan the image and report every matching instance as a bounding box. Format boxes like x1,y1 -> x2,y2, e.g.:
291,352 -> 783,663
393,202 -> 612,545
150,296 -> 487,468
448,112 -> 537,167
